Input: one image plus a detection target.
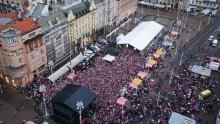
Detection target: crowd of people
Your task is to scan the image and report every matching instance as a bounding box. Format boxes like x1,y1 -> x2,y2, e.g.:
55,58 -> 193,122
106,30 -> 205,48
23,28 -> 220,124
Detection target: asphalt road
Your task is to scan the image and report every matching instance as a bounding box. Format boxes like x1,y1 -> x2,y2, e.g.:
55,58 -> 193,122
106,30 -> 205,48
174,16 -> 220,65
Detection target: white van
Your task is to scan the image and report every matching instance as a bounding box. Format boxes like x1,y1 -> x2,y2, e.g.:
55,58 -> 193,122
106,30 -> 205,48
202,9 -> 210,15
211,39 -> 218,47
211,10 -> 217,16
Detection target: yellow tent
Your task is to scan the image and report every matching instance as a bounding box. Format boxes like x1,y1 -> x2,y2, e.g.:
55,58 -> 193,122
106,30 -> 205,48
148,60 -> 157,65
132,78 -> 142,85
156,50 -> 164,55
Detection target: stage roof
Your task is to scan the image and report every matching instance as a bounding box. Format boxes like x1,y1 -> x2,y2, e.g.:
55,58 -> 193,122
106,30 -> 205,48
52,84 -> 96,113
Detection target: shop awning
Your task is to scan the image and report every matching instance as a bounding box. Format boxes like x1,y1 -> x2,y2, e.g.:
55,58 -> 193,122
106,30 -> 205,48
148,59 -> 157,65
48,53 -> 86,82
132,78 -> 142,85
116,97 -> 128,106
145,63 -> 153,68
153,53 -> 160,59
138,71 -> 147,79
67,73 -> 76,80
156,50 -> 164,55
129,83 -> 138,89
201,90 -> 211,96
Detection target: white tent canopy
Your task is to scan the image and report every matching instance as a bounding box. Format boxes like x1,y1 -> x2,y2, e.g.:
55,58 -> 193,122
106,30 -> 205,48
169,112 -> 196,124
117,21 -> 164,51
191,65 -> 211,77
139,1 -> 155,6
102,54 -> 116,62
47,53 -> 86,82
116,33 -> 125,42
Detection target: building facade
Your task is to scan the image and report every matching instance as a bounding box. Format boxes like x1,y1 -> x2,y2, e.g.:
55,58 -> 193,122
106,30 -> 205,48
0,18 -> 47,87
0,0 -> 26,7
116,0 -> 137,25
94,0 -> 105,31
64,0 -> 96,53
104,0 -> 117,32
38,10 -> 70,72
0,0 -> 26,13
186,0 -> 219,10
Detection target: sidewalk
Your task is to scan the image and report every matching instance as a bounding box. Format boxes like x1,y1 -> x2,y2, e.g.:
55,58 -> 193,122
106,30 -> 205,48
0,80 -> 39,124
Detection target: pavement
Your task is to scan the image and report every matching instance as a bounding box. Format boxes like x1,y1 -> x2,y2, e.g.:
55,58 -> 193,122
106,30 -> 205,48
0,80 -> 39,124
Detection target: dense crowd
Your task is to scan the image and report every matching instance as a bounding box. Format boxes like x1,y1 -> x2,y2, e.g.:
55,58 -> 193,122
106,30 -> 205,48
23,30 -> 220,124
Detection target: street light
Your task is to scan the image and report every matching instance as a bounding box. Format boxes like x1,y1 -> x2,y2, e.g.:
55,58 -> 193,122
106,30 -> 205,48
76,101 -> 84,124
0,85 -> 3,94
198,19 -> 202,31
157,8 -> 160,17
187,29 -> 191,43
120,87 -> 127,124
141,5 -> 144,20
39,85 -> 50,119
207,14 -> 211,25
184,11 -> 188,28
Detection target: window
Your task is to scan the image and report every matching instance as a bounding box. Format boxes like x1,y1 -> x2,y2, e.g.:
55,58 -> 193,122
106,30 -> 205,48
4,38 -> 17,44
29,32 -> 35,38
42,57 -> 45,63
29,43 -> 34,52
35,50 -> 39,57
18,58 -> 22,64
32,62 -> 36,68
31,54 -> 35,59
40,49 -> 44,54
39,39 -> 43,46
37,59 -> 41,65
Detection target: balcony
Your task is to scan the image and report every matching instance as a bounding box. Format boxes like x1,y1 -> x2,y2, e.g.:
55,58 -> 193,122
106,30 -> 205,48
7,70 -> 28,79
6,63 -> 26,69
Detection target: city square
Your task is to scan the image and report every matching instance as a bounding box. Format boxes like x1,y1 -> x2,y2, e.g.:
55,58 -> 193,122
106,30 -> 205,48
0,0 -> 220,124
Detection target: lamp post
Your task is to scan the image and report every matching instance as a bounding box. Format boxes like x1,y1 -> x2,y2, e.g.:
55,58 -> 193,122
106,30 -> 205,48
198,19 -> 202,31
141,5 -> 144,20
0,85 -> 3,94
184,11 -> 188,28
187,29 -> 191,43
120,87 -> 127,124
39,85 -> 49,119
157,8 -> 160,17
76,101 -> 84,124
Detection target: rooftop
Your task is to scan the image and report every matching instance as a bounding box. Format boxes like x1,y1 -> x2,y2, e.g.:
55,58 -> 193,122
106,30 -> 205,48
0,25 -> 7,32
6,12 -> 19,21
38,10 -> 67,32
13,18 -> 39,35
30,2 -> 47,19
63,1 -> 91,18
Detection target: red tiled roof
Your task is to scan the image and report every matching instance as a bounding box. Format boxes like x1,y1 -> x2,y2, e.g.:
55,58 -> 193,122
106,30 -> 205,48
6,12 -> 19,21
13,18 -> 39,34
0,25 -> 7,32
0,12 -> 7,18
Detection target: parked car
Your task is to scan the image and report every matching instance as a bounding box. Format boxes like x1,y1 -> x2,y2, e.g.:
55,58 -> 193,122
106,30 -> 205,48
210,39 -> 219,47
190,12 -> 197,16
208,35 -> 214,42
